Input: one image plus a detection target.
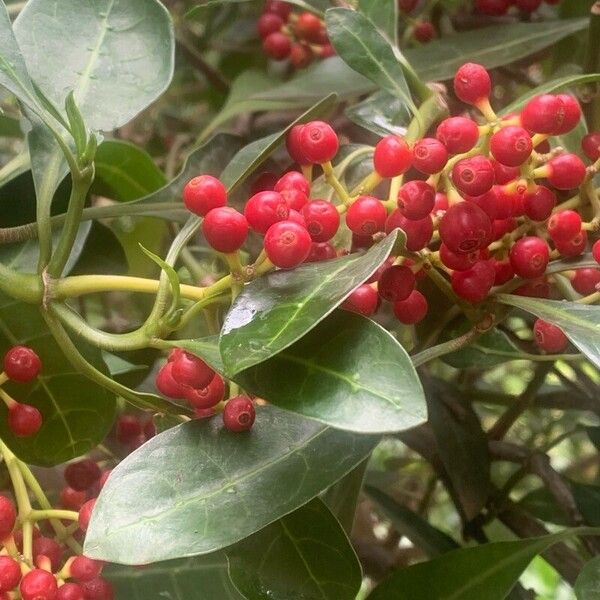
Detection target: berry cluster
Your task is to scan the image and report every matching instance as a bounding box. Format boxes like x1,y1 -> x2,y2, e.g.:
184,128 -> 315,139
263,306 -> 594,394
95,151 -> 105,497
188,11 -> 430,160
258,1 -> 334,69
155,348 -> 255,432
475,0 -> 561,16
181,60 -> 600,364
0,346 -> 43,438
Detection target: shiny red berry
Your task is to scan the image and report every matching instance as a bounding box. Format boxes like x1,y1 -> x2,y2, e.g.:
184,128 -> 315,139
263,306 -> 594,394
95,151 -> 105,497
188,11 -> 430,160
547,210 -> 582,242
555,230 -> 587,257
250,171 -> 278,195
436,117 -> 479,154
115,414 -> 142,446
533,319 -> 568,353
465,189 -> 498,221
286,126 -> 310,165
257,12 -> 284,38
263,32 -> 291,60
555,94 -> 582,134
454,63 -> 491,105
452,156 -> 495,196
223,396 -> 255,432
373,135 -> 412,177
414,20 -> 435,43
397,181 -> 435,220
8,404 -> 42,437
274,171 -> 310,196
3,346 -> 41,382
412,138 -> 448,174
346,196 -> 387,235
182,176 -> 227,217
20,569 -> 57,600
298,121 -> 339,164
593,239 -> 600,263
0,497 -> 16,540
184,374 -> 225,410
290,43 -> 313,69
386,211 -> 433,251
520,94 -> 563,134
203,207 -> 249,253
492,160 -> 520,185
398,0 -> 418,12
433,192 -> 449,212
393,290 -> 428,324
515,278 -> 551,298
57,583 -> 84,600
80,577 -> 114,600
475,0 -> 510,15
342,284 -> 379,316
582,132 -> 600,161
244,191 -> 289,234
0,556 -> 20,592
60,487 -> 87,511
264,220 -> 312,268
71,557 -> 103,582
571,268 -> 600,295
490,126 -> 532,167
439,244 -> 480,271
378,265 -> 416,302
265,0 -> 292,19
545,154 -> 587,190
523,185 -> 556,221
493,259 -> 514,285
509,236 -> 549,279
171,351 -> 214,390
301,200 -> 340,242
439,202 -> 492,254
155,362 -> 187,399
33,536 -> 63,571
452,260 -> 495,303
65,459 -> 101,492
306,242 -> 337,262
294,12 -> 323,43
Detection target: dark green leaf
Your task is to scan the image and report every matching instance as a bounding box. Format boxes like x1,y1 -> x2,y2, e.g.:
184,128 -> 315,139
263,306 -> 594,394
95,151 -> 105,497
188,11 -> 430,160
107,553 -> 244,600
220,230 -> 403,375
220,93 -> 337,194
357,0 -> 397,44
346,90 -> 410,137
575,555 -> 600,600
586,426 -> 600,451
369,528 -> 600,600
365,485 -> 459,557
187,0 -> 326,19
496,295 -> 600,369
326,8 -> 415,114
425,380 -> 490,520
84,405 -> 377,564
169,335 -> 224,373
0,114 -> 22,138
235,311 -> 427,434
227,498 -> 362,600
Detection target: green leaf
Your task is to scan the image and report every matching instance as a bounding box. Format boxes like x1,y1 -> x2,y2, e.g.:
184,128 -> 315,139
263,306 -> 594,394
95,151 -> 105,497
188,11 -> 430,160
357,0 -> 398,44
0,297 -> 116,466
575,555 -> 600,600
107,553 -> 244,600
83,405 -> 377,564
326,8 -> 416,114
365,485 -> 459,557
495,295 -> 600,369
219,93 -> 337,194
220,230 -> 403,375
14,0 -> 174,131
346,90 -> 410,137
586,426 -> 600,451
227,498 -> 362,600
187,0 -> 327,19
235,311 -> 427,434
0,114 -> 22,138
425,380 -> 490,520
369,528 -> 600,600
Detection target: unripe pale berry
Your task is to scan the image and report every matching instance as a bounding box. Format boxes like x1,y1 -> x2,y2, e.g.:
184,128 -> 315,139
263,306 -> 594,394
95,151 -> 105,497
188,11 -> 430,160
452,156 -> 495,196
223,396 -> 255,432
453,63 -> 491,105
346,196 -> 387,235
264,221 -> 312,268
373,135 -> 412,177
397,181 -> 435,220
509,236 -> 549,279
203,207 -> 249,253
182,175 -> 227,216
302,200 -> 340,242
533,319 -> 568,353
490,126 -> 532,166
412,138 -> 448,174
298,121 -> 339,164
4,346 -> 41,382
436,117 -> 479,154
393,290 -> 428,324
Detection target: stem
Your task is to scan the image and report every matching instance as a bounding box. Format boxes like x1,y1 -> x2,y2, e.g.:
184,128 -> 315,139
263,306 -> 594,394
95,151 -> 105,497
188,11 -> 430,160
322,161 -> 352,204
583,2 -> 600,130
412,327 -> 480,367
0,153 -> 29,189
28,509 -> 79,523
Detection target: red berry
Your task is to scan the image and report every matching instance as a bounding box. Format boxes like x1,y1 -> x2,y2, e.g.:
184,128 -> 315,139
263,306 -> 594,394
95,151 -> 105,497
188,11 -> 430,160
545,154 -> 587,190
79,577 -> 113,600
171,351 -> 214,390
393,290 -> 428,324
294,12 -> 323,43
223,396 -> 255,432
306,242 -> 337,262
548,210 -> 582,242
452,260 -> 495,303
57,583 -> 84,600
454,63 -> 491,105
182,175 -> 227,217
515,0 -> 542,10
184,374 -> 225,410
20,570 -> 57,600
155,362 -> 187,399
265,0 -> 292,19
398,0 -> 418,12
342,285 -> 379,316
509,236 -> 549,279
412,138 -> 448,174
0,556 -> 20,592
286,126 -> 310,165
493,259 -> 514,285
397,181 -> 435,220
436,117 -> 479,154
301,200 -> 340,242
555,230 -> 587,257
263,32 -> 291,60
520,94 -> 563,134
257,12 -> 284,38
274,171 -> 310,196
373,135 -> 412,177
60,487 -> 87,511
555,94 -> 582,134
452,156 -> 495,196
386,210 -> 433,251
250,171 -> 278,195
490,126 -> 532,166
593,239 -> 600,263
465,189 -> 498,221
115,415 -> 142,446
78,499 -> 96,532
571,268 -> 600,295
439,202 -> 492,254
264,220 -> 312,268
203,207 -> 249,253
439,244 -> 481,271
433,192 -> 449,212
515,278 -> 551,298
492,160 -> 520,185
4,346 -> 41,382
523,185 -> 556,221
378,265 -> 416,302
65,460 -> 101,492
8,403 -> 42,437
244,191 -> 289,234
492,217 -> 517,240
346,196 -> 387,235
298,121 -> 339,164
582,132 -> 600,161
414,20 -> 435,43
533,319 -> 568,353
290,43 -> 313,69
71,557 -> 103,582
33,537 -> 63,571
475,0 -> 510,15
